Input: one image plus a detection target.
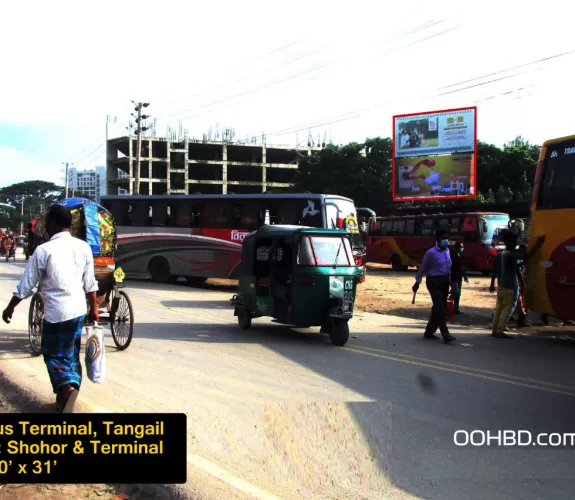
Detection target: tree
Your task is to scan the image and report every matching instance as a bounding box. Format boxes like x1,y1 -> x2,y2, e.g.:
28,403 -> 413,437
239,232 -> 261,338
0,181 -> 64,230
295,135 -> 541,212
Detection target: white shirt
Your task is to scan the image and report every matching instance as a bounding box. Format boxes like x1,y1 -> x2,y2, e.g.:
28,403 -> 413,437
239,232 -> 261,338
14,232 -> 99,323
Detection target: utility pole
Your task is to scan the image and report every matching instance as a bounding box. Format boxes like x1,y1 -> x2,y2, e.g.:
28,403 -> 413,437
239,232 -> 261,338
20,197 -> 24,236
63,162 -> 69,198
131,102 -> 150,195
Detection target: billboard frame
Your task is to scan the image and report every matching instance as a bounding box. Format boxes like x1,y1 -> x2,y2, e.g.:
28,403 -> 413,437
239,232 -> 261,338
391,106 -> 477,202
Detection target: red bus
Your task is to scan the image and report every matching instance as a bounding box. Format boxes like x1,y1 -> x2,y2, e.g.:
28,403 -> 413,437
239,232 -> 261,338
357,210 -> 510,274
101,194 -> 364,283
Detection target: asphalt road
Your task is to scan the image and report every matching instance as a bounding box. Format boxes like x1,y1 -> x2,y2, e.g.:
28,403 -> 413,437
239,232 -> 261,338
1,260 -> 574,500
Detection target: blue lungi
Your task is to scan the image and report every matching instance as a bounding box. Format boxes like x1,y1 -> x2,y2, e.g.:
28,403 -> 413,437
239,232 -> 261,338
41,316 -> 84,394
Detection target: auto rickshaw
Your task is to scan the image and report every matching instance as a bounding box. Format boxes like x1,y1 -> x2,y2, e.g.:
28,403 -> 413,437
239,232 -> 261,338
230,225 -> 361,346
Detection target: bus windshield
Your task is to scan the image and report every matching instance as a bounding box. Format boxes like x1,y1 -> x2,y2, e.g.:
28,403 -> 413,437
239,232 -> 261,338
297,235 -> 354,267
480,215 -> 510,246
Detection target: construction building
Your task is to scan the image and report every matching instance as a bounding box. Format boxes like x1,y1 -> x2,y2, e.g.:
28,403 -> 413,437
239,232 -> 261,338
106,136 -> 319,196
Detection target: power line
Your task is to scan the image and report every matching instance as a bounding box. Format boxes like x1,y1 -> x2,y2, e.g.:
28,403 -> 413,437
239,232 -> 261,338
440,49 -> 575,90
242,47 -> 575,143
153,20 -> 452,127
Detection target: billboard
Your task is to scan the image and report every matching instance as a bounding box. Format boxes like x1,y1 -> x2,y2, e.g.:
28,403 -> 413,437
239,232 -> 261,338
393,153 -> 476,202
392,106 -> 477,202
393,107 -> 476,158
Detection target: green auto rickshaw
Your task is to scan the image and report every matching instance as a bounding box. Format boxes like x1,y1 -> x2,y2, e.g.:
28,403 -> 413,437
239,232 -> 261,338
230,225 -> 361,346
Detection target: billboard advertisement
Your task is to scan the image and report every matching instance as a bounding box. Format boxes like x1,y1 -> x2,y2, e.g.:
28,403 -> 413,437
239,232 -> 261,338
393,107 -> 476,158
392,153 -> 476,202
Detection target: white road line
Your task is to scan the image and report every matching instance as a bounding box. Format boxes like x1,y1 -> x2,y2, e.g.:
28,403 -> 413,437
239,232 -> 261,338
187,455 -> 281,500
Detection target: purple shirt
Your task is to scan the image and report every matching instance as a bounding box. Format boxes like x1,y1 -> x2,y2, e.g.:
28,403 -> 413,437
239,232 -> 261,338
415,245 -> 452,283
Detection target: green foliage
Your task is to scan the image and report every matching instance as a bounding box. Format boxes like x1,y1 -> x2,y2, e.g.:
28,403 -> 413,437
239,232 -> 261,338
294,135 -> 540,212
0,180 -> 65,232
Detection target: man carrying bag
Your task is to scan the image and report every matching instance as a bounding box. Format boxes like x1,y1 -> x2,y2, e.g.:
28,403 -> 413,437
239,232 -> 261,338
2,204 -> 99,413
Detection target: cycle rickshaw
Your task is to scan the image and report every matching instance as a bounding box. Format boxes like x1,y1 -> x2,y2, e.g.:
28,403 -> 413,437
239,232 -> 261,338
27,198 -> 134,356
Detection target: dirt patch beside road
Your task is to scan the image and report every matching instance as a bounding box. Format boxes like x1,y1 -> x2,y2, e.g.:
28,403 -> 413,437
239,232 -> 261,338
356,264 -> 575,337
356,263 -> 496,328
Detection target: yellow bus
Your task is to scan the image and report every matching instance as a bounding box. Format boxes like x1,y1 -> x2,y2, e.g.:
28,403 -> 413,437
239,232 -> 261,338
523,134 -> 575,322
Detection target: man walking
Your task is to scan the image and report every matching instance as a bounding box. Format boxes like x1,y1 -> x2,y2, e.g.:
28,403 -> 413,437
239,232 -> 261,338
448,241 -> 468,314
2,204 -> 99,413
490,232 -> 544,339
412,230 -> 456,343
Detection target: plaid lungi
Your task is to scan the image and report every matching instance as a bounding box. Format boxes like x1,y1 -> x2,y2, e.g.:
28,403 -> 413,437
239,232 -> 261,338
42,316 -> 84,394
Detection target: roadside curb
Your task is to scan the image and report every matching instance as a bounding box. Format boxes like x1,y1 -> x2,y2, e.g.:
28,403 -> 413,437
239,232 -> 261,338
0,368 -> 191,500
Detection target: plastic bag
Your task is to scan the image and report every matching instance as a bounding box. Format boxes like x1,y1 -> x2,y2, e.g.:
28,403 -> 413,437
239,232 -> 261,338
85,322 -> 107,384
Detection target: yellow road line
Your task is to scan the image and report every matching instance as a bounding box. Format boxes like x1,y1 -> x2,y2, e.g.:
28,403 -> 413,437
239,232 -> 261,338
355,345 -> 575,391
344,346 -> 575,398
135,296 -> 575,396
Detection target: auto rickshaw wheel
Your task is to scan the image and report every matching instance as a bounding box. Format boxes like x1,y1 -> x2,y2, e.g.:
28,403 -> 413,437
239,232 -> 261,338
237,307 -> 252,330
328,318 -> 350,346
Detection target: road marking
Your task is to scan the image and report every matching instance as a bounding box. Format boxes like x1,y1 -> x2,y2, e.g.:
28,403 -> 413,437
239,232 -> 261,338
136,296 -> 575,395
344,346 -> 575,397
353,345 -> 575,391
187,455 -> 281,500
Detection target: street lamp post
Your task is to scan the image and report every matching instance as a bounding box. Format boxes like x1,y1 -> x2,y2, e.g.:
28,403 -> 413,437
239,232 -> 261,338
20,198 -> 24,236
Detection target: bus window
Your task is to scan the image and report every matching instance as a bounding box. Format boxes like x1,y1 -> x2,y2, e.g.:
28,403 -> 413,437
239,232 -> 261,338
405,219 -> 415,235
176,201 -> 191,228
538,139 -> 575,209
450,217 -> 461,235
421,219 -> 435,236
380,220 -> 393,233
203,200 -> 231,228
147,205 -> 153,226
131,202 -> 148,226
264,198 -> 325,228
392,220 -> 406,234
230,201 -> 259,230
191,204 -> 202,228
150,202 -> 172,227
166,205 -> 174,227
437,218 -> 450,233
121,203 -> 133,226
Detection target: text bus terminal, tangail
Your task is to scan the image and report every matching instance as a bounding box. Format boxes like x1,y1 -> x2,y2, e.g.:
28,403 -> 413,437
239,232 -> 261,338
0,421 -> 164,439
454,430 -> 575,447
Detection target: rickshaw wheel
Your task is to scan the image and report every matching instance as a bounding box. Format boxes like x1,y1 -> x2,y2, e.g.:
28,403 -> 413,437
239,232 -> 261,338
110,291 -> 134,350
237,307 -> 252,330
329,319 -> 350,347
28,292 -> 44,356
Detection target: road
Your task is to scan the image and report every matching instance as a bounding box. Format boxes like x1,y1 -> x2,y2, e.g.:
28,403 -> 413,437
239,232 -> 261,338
1,260 -> 575,500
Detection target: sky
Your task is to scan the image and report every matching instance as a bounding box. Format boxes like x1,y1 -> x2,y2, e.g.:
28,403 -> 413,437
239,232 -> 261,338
1,0 -> 574,187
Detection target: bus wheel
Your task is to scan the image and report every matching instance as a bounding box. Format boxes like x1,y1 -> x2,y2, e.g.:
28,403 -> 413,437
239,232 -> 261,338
149,257 -> 172,283
391,254 -> 407,271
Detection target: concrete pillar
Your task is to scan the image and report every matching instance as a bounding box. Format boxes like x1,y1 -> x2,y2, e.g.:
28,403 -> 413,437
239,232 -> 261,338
222,144 -> 228,194
261,145 -> 267,192
184,139 -> 189,194
128,137 -> 134,195
165,141 -> 171,193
